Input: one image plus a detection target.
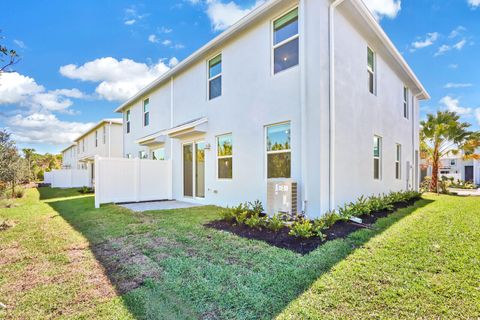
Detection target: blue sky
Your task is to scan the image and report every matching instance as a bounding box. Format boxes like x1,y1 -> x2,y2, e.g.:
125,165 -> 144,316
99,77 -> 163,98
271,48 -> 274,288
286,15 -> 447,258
1,0 -> 479,154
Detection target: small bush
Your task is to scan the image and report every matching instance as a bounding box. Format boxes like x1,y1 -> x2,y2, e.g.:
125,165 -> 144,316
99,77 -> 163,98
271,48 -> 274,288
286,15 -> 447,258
289,219 -> 315,238
244,213 -> 267,229
78,186 -> 94,194
220,208 -> 235,222
248,200 -> 264,215
367,194 -> 394,212
5,188 -> 25,199
235,211 -> 249,225
267,213 -> 285,232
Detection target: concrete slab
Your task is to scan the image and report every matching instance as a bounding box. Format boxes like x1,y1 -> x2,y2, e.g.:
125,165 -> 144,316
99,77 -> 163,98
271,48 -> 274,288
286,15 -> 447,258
119,200 -> 204,212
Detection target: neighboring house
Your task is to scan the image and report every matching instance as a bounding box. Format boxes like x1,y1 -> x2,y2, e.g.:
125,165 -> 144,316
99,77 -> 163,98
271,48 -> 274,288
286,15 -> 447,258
61,143 -> 78,169
114,0 -> 429,217
62,119 -> 124,184
422,152 -> 480,185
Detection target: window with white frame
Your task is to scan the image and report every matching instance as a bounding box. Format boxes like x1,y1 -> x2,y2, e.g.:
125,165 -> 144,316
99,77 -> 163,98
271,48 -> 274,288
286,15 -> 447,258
126,153 -> 132,159
139,150 -> 148,159
143,99 -> 150,126
373,135 -> 382,180
208,54 -> 222,100
95,130 -> 98,147
82,139 -> 85,152
403,86 -> 409,119
152,147 -> 165,160
267,122 -> 291,178
368,47 -> 376,94
273,8 -> 299,74
103,126 -> 106,144
450,159 -> 456,166
395,144 -> 401,179
126,110 -> 131,134
217,134 -> 233,179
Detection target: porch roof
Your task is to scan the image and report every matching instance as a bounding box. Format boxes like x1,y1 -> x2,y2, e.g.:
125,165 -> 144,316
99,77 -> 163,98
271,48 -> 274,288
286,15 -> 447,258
135,117 -> 208,145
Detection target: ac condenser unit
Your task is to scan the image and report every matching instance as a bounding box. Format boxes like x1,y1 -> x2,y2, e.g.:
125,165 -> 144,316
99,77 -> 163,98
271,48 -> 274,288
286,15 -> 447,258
267,179 -> 298,216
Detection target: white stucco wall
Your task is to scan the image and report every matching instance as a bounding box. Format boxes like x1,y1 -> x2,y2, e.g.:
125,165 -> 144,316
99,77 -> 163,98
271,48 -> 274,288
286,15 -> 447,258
120,0 -> 425,217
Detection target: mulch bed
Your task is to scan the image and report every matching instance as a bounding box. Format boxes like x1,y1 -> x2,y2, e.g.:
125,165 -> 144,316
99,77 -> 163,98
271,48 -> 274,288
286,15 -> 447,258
206,198 -> 420,255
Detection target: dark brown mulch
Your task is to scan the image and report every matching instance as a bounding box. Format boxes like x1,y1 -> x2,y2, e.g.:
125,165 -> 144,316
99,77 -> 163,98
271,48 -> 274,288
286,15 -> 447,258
206,198 -> 420,255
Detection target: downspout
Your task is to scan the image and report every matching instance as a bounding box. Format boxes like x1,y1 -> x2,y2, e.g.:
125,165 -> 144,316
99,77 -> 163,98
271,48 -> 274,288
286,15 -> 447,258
299,0 -> 308,214
413,92 -> 422,190
329,0 -> 346,211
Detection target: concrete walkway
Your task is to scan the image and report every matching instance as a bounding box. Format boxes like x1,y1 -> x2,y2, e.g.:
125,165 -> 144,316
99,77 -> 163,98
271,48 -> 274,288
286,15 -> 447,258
120,200 -> 204,212
449,188 -> 480,196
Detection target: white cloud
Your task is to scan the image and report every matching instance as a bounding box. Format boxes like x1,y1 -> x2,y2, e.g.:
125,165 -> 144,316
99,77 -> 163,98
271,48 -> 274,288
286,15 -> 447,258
205,0 -> 265,31
158,26 -> 173,34
6,113 -> 95,145
448,64 -> 459,69
453,39 -> 467,50
0,72 -> 82,113
440,96 -> 472,115
59,57 -> 171,102
449,26 -> 466,39
123,6 -> 148,26
162,39 -> 172,46
475,108 -> 480,126
444,83 -> 473,89
13,39 -> 27,49
411,32 -> 439,51
363,0 -> 402,19
124,19 -> 136,25
468,0 -> 480,8
148,34 -> 160,43
435,44 -> 451,56
168,57 -> 179,67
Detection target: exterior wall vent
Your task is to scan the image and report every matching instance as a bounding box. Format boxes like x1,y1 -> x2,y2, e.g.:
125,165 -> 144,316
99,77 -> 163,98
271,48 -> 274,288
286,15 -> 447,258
267,179 -> 297,216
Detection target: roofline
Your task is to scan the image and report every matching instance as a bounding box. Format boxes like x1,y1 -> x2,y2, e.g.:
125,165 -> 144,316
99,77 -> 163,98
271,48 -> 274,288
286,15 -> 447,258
114,0 -> 428,113
351,0 -> 430,100
74,118 -> 123,142
60,143 -> 77,153
114,0 -> 287,113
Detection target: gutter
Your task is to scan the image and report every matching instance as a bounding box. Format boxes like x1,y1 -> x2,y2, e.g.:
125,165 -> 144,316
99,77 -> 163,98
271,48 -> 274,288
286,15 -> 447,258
299,0 -> 308,214
329,0 -> 346,211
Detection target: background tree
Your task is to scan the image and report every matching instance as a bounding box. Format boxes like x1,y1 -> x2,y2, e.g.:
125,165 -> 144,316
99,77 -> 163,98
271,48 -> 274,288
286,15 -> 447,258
0,130 -> 28,197
22,148 -> 36,181
0,31 -> 20,73
420,111 -> 475,192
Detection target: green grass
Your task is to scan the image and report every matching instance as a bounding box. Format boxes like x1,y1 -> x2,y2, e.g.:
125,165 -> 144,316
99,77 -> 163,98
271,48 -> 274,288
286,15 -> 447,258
0,188 -> 479,319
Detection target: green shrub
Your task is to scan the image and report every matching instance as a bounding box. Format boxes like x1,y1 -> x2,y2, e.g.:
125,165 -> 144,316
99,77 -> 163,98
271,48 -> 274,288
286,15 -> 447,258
78,186 -> 94,194
248,200 -> 264,215
289,219 -> 315,238
267,213 -> 285,232
5,187 -> 25,199
349,196 -> 372,216
235,211 -> 249,225
220,208 -> 235,222
367,194 -> 394,212
244,213 -> 267,229
338,204 -> 354,220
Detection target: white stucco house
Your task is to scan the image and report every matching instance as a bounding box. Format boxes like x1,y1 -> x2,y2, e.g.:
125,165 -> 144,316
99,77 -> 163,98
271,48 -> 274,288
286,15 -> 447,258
61,119 -> 123,184
422,152 -> 480,186
114,0 -> 429,217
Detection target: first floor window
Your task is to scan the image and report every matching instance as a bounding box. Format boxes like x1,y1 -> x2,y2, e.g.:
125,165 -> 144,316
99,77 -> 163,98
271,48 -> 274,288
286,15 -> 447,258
126,153 -> 132,159
217,134 -> 233,179
450,159 -> 456,166
395,144 -> 401,179
373,135 -> 382,180
139,151 -> 148,159
152,148 -> 165,160
267,122 -> 291,178
273,8 -> 299,74
126,110 -> 131,133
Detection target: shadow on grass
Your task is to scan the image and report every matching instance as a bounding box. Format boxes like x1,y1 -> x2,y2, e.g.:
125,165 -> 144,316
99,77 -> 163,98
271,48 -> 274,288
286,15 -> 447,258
39,187 -> 434,319
37,187 -> 82,200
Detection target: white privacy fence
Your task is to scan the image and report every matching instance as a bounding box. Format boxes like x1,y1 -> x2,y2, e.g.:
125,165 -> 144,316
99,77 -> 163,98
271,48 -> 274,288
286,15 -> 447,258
94,156 -> 172,208
47,169 -> 90,188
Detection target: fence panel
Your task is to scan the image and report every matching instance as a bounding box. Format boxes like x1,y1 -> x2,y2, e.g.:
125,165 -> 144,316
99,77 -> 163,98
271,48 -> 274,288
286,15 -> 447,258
50,169 -> 90,188
43,172 -> 53,184
95,156 -> 172,208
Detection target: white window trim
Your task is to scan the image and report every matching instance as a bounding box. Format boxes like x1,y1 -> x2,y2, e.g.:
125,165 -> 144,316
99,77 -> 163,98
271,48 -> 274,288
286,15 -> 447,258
368,46 -> 376,95
143,99 -> 150,127
271,6 -> 299,76
395,143 -> 402,180
126,110 -> 131,134
216,133 -> 233,180
207,53 -> 222,101
373,135 -> 382,180
181,140 -> 207,200
265,121 -> 292,180
403,86 -> 409,119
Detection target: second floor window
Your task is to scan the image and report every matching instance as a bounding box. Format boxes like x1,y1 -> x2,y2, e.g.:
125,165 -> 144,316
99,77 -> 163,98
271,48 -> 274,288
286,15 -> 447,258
267,122 -> 291,178
126,110 -> 131,133
368,47 -> 376,95
103,126 -> 106,144
143,99 -> 150,126
95,130 -> 98,147
273,8 -> 299,74
82,139 -> 85,152
403,86 -> 409,119
208,54 -> 222,100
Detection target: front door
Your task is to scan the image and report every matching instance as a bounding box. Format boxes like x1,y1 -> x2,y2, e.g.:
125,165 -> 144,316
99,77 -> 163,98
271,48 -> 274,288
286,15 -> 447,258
183,141 -> 205,198
465,166 -> 474,182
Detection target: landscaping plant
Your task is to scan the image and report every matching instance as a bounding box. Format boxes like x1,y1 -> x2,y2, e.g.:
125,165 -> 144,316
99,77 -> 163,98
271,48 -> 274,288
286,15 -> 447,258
267,213 -> 285,232
289,219 -> 315,239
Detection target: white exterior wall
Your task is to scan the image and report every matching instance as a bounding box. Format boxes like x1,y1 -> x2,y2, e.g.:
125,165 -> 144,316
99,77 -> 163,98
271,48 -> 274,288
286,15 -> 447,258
77,122 -> 123,163
61,146 -> 78,169
120,0 -> 425,217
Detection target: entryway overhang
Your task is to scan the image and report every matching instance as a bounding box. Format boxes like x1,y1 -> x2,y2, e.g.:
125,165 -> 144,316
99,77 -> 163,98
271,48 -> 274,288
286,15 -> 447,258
163,117 -> 208,139
136,133 -> 166,147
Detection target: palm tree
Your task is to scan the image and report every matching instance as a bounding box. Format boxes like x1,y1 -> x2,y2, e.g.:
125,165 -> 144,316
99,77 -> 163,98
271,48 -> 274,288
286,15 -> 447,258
420,111 -> 475,191
22,148 -> 35,181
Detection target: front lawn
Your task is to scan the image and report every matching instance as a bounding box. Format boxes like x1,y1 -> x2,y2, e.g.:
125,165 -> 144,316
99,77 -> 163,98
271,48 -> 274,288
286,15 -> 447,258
0,188 -> 479,319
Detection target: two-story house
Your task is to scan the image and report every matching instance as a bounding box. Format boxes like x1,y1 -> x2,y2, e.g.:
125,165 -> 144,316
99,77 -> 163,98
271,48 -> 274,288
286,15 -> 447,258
114,0 -> 429,217
61,118 -> 124,185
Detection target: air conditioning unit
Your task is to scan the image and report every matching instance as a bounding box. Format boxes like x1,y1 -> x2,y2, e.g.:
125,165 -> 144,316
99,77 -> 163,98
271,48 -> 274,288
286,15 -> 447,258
267,179 -> 298,217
